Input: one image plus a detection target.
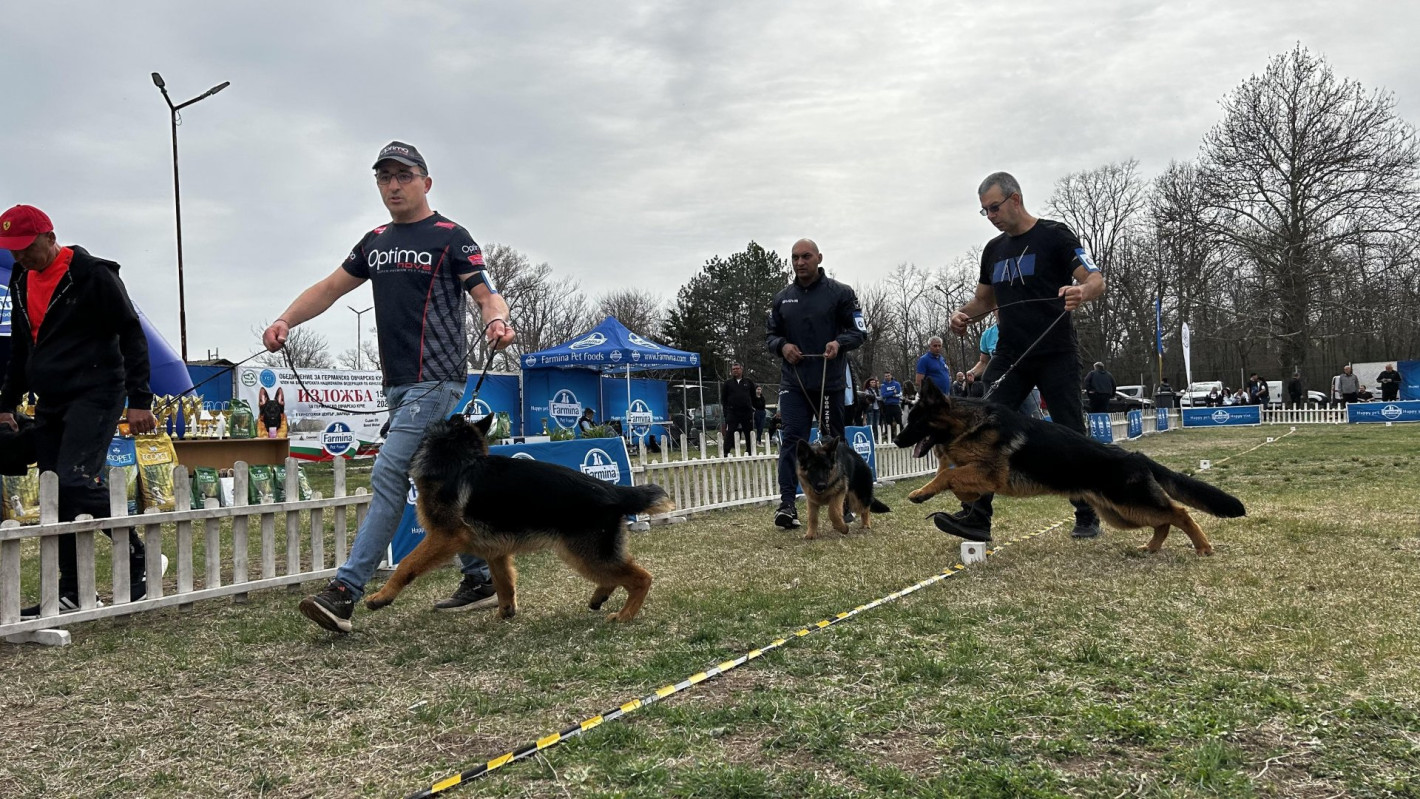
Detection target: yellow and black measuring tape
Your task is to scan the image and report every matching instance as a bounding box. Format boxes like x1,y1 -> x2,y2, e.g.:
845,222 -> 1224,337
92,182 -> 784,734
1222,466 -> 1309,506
405,519 -> 1066,798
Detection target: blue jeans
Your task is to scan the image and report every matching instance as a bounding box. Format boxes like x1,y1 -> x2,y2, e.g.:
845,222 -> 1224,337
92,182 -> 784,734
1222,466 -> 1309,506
335,381 -> 490,598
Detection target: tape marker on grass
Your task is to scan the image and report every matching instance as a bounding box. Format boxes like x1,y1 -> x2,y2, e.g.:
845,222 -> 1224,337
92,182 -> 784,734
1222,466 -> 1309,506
404,520 -> 1066,798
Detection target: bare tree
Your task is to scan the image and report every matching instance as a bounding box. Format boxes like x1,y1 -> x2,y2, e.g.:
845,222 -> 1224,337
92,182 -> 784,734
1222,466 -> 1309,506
252,324 -> 334,368
466,243 -> 592,371
1198,44 -> 1420,375
336,328 -> 381,372
595,288 -> 665,338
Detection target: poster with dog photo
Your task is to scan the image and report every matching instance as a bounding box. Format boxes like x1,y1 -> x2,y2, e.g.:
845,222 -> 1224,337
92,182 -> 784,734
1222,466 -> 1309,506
237,366 -> 387,450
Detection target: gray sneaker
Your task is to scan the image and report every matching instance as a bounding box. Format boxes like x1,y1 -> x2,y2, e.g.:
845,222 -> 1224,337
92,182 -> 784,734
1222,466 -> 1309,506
1071,522 -> 1103,539
433,576 -> 499,611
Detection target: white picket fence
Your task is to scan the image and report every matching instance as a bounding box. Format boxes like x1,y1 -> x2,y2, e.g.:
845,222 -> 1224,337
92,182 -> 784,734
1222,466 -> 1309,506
1,458 -> 369,640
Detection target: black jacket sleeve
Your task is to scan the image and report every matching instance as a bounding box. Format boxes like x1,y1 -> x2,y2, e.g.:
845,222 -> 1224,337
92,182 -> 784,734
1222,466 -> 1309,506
834,285 -> 866,353
97,266 -> 153,411
765,299 -> 787,358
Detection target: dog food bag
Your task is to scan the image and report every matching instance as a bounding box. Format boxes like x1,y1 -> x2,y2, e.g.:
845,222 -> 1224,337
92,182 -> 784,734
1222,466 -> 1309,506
297,465 -> 313,501
228,399 -> 256,440
106,435 -> 141,515
248,464 -> 275,504
135,433 -> 180,512
192,467 -> 221,509
2,467 -> 41,524
219,474 -> 236,507
271,465 -> 287,503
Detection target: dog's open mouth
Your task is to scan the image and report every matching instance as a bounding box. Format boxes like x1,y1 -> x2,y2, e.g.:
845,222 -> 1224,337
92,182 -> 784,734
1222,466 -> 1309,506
911,439 -> 932,459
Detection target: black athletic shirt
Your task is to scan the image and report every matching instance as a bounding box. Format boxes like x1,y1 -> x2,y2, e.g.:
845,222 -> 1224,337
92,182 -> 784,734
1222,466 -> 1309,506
978,219 -> 1098,358
341,212 -> 487,387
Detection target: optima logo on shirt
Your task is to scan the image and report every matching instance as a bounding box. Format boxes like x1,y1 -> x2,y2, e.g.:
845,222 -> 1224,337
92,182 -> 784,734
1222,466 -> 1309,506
368,248 -> 434,270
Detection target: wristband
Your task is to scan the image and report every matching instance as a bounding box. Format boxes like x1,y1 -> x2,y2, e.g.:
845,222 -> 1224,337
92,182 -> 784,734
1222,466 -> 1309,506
462,271 -> 498,294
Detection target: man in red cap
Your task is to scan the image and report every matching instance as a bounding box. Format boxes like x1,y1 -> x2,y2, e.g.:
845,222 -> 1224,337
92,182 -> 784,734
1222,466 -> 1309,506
0,205 -> 160,617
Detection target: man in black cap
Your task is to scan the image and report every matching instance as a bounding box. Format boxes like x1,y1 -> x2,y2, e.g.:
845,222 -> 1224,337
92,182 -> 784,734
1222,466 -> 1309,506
0,204 -> 160,617
263,142 -> 516,633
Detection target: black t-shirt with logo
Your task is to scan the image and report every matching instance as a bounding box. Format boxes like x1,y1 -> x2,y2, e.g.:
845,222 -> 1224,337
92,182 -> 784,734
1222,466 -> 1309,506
342,212 -> 488,387
978,219 -> 1097,358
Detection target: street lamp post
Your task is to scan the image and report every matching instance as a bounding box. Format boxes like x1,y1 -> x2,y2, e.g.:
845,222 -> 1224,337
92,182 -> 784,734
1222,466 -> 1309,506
349,305 -> 374,370
152,72 -> 230,363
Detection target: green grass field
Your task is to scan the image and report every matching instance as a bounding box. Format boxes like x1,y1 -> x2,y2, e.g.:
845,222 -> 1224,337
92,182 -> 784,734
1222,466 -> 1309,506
1,424 -> 1417,798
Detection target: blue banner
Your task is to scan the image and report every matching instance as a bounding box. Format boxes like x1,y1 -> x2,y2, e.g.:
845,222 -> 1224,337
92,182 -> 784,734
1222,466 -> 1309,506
1155,407 -> 1170,431
1400,360 -> 1420,401
389,437 -> 635,566
523,367 -> 602,436
1181,405 -> 1261,427
0,252 -> 12,336
1088,412 -> 1113,443
453,373 -> 522,437
1347,400 -> 1420,424
1127,409 -> 1143,439
598,377 -> 670,443
845,425 -> 877,478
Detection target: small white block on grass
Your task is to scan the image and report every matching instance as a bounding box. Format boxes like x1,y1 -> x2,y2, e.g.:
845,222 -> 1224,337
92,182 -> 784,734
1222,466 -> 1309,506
1266,437 -> 1275,443
5,629 -> 72,647
960,541 -> 987,564
1199,459 -> 1211,470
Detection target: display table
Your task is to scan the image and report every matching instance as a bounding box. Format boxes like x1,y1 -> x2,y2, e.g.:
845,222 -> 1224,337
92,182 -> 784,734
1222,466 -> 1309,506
171,438 -> 291,471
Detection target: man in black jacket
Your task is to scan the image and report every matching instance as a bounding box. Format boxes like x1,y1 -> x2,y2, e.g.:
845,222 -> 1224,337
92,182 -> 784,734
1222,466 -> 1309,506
0,205 -> 158,615
720,363 -> 756,455
1377,364 -> 1402,402
766,238 -> 866,529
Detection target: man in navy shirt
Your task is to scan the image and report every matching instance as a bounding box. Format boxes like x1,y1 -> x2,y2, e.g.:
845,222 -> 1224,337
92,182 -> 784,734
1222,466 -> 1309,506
880,371 -> 903,434
936,172 -> 1106,543
915,336 -> 952,395
263,141 -> 515,633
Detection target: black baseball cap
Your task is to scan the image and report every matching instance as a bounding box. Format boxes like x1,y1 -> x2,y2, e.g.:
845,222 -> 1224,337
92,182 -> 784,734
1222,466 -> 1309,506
372,141 -> 427,172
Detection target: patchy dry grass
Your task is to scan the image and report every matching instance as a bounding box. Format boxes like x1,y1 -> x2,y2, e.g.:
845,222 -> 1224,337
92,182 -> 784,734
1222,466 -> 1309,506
1,424 -> 1418,798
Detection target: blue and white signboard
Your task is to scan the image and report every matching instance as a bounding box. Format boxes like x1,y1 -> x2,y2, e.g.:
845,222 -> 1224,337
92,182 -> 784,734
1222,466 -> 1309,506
846,425 -> 877,478
1347,401 -> 1420,424
388,437 -> 636,566
1181,406 -> 1262,427
321,421 -> 357,457
1088,413 -> 1113,443
452,373 -> 522,436
1126,409 -> 1143,439
1155,407 -> 1170,431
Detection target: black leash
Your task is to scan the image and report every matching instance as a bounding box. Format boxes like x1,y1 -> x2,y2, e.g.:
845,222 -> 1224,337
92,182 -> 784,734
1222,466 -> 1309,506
790,353 -> 831,437
281,317 -> 507,416
980,308 -> 1071,402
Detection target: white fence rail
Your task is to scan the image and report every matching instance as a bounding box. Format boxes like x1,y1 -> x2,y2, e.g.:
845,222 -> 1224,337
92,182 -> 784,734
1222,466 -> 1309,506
1,458 -> 369,640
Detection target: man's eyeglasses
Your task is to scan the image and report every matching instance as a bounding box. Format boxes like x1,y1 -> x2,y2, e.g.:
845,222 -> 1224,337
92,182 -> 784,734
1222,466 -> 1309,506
375,171 -> 425,185
979,195 -> 1015,216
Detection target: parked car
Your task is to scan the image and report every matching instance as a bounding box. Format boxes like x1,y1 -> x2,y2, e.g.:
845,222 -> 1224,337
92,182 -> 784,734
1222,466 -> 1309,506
1080,389 -> 1155,413
1178,381 -> 1225,407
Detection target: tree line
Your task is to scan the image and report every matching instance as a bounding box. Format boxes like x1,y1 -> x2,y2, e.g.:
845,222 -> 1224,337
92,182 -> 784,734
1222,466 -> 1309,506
278,46 -> 1419,400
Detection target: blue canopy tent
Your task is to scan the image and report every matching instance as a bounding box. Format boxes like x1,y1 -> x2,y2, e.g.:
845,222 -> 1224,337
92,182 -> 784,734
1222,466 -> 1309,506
0,251 -> 193,399
520,316 -> 702,441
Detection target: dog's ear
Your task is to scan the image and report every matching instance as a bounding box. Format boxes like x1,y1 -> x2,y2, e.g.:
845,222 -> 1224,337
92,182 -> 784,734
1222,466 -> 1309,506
795,438 -> 812,460
822,435 -> 839,454
473,413 -> 495,435
921,378 -> 945,402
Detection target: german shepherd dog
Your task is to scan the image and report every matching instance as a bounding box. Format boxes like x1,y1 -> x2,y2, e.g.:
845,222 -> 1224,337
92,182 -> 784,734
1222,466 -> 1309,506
364,414 -> 675,621
794,437 -> 891,540
893,380 -> 1244,555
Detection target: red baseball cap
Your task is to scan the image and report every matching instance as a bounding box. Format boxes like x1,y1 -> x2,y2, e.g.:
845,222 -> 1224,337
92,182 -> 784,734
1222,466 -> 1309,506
0,205 -> 54,250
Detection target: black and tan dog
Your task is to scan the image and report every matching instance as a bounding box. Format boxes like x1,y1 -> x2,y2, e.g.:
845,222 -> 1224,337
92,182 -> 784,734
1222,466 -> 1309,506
893,380 -> 1244,555
794,436 -> 891,540
364,414 -> 674,622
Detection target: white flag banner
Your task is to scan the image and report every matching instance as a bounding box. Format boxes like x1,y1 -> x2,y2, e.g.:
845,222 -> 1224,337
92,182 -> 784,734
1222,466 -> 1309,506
1180,322 -> 1193,389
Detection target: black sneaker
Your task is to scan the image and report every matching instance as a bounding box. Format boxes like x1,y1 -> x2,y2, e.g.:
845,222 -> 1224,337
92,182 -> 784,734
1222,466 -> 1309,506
433,575 -> 499,612
774,502 -> 801,529
20,594 -> 103,620
130,554 -> 171,602
1071,522 -> 1103,539
929,511 -> 993,542
299,580 -> 355,633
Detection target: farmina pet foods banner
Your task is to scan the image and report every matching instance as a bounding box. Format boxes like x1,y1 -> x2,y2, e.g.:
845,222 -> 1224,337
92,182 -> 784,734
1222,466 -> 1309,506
388,437 -> 635,566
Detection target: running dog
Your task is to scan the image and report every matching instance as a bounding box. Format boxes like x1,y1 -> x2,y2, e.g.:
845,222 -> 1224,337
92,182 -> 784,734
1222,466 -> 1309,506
363,414 -> 674,621
893,380 -> 1244,555
794,436 -> 891,540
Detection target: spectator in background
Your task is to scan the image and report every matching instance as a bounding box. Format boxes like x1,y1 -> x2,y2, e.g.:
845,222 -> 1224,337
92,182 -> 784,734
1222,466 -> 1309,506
578,407 -> 597,435
1335,365 -> 1360,405
880,371 -> 904,434
1246,373 -> 1269,406
0,205 -> 161,618
1206,385 -> 1225,407
1083,361 -> 1116,413
1377,363 -> 1402,402
963,371 -> 985,398
915,336 -> 953,395
1154,378 -> 1176,409
719,362 -> 757,455
901,381 -> 918,412
861,376 -> 882,433
752,385 -> 767,439
951,370 -> 967,396
1287,370 -> 1305,406
1357,384 -> 1374,402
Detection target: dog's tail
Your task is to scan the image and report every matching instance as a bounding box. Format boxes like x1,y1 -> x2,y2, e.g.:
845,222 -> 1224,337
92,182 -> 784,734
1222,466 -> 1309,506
617,483 -> 676,516
869,498 -> 891,513
1148,461 -> 1245,518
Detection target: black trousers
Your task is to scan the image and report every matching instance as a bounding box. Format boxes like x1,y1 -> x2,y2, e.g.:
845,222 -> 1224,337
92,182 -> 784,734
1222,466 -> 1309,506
966,351 -> 1098,525
724,411 -> 755,454
33,391 -> 148,597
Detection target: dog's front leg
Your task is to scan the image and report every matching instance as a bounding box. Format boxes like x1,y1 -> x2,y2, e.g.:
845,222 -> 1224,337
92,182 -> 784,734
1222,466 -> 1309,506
364,528 -> 464,610
487,554 -> 519,619
908,459 -> 957,504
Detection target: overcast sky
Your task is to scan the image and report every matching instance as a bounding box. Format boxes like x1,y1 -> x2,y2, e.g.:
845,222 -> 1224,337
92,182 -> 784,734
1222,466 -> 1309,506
5,1 -> 1418,364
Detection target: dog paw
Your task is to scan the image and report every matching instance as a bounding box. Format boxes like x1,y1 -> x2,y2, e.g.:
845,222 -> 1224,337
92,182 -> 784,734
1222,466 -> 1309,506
801,531 -> 818,540
364,596 -> 390,611
1195,548 -> 1215,556
497,604 -> 517,619
908,491 -> 933,504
